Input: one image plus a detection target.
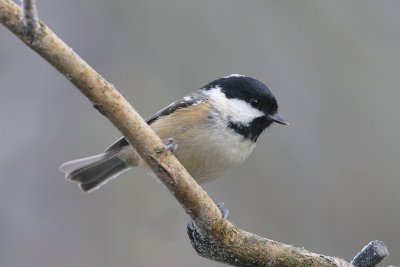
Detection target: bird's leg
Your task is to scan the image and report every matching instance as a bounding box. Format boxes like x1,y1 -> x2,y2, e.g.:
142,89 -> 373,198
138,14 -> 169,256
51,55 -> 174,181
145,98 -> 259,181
217,202 -> 230,219
187,202 -> 230,231
164,137 -> 178,153
154,137 -> 178,155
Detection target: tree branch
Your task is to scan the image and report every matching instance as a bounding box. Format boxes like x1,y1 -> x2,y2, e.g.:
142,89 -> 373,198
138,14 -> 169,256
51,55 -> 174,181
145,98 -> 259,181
0,0 -> 390,266
20,0 -> 40,41
351,241 -> 389,267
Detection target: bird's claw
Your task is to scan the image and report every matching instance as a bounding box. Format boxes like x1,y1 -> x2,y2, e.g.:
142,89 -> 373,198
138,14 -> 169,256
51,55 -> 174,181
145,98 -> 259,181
165,137 -> 178,153
187,202 -> 230,232
188,220 -> 197,231
217,202 -> 230,219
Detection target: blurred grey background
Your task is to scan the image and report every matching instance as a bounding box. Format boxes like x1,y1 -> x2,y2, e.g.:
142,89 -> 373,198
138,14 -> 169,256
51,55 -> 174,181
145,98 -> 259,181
1,0 -> 399,266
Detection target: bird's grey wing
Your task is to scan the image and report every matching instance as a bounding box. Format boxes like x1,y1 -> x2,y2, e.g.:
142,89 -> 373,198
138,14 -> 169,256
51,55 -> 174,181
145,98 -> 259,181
145,93 -> 206,124
105,92 -> 207,152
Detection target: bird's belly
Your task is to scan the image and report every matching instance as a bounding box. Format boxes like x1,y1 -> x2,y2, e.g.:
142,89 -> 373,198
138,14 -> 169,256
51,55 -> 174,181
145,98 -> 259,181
155,123 -> 255,183
148,101 -> 256,183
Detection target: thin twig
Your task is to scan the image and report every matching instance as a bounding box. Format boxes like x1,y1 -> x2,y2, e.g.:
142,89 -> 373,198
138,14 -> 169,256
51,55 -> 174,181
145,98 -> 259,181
20,0 -> 40,41
0,1 -> 392,266
351,240 -> 389,267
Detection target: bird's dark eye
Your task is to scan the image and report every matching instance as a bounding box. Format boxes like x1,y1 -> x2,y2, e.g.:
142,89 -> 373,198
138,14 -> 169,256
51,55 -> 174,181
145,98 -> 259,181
250,99 -> 259,108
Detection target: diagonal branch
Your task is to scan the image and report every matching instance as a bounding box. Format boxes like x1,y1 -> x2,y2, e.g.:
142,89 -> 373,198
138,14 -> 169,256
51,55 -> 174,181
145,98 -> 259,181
0,0 -> 390,266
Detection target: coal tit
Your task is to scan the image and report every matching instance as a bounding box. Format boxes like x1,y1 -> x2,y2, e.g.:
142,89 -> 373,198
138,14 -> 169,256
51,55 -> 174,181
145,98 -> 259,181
60,74 -> 288,192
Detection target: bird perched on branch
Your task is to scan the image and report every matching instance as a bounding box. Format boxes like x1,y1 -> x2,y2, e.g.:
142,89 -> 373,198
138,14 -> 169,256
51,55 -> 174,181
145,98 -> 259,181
60,74 -> 288,192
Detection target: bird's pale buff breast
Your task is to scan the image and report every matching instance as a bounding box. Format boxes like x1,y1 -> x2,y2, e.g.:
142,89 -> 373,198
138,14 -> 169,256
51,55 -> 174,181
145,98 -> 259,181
148,101 -> 256,183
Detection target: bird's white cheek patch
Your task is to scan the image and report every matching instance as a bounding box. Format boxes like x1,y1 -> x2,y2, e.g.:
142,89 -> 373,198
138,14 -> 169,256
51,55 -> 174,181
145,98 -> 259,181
225,98 -> 264,125
205,87 -> 265,126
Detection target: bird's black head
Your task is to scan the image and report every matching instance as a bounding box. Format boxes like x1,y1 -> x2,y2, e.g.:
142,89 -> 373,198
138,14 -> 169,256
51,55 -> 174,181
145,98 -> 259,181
204,74 -> 288,141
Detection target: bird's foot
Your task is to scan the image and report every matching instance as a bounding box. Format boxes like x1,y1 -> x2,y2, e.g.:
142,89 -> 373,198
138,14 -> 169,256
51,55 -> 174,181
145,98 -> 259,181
217,202 -> 230,220
187,202 -> 230,231
164,137 -> 178,153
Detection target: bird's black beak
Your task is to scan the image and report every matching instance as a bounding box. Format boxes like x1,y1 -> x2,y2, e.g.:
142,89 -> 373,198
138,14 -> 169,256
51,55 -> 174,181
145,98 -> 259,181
269,113 -> 289,125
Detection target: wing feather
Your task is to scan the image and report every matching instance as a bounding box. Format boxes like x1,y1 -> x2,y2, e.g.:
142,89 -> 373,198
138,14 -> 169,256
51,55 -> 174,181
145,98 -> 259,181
105,92 -> 207,152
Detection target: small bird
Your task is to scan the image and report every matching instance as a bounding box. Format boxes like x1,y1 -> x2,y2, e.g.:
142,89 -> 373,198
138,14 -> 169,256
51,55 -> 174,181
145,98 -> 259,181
60,74 -> 288,192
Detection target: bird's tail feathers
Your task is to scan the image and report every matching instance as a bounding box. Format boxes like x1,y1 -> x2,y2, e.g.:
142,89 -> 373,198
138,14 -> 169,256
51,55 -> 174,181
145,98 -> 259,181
60,151 -> 129,192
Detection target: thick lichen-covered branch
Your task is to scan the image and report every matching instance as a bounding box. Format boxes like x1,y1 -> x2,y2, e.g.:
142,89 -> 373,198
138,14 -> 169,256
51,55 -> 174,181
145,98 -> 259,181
0,0 -> 389,266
